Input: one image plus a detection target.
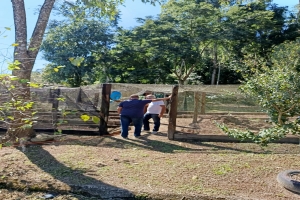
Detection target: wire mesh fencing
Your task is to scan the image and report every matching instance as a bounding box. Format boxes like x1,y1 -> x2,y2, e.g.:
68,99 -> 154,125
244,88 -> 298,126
0,83 -> 262,114
0,83 -> 263,131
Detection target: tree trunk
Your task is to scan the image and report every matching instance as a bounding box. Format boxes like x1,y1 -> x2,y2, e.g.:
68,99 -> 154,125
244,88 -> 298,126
3,0 -> 55,143
74,71 -> 82,87
182,91 -> 188,111
211,67 -> 217,85
211,43 -> 218,85
178,79 -> 185,85
192,91 -> 200,123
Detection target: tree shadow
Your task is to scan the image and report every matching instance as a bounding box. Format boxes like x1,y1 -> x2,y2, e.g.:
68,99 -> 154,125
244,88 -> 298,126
53,132 -> 271,154
81,132 -> 299,155
122,135 -> 266,154
55,134 -> 192,154
20,145 -> 134,199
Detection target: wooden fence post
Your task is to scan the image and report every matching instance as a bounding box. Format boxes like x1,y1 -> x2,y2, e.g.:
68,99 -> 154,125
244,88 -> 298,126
200,92 -> 206,114
99,84 -> 111,135
193,91 -> 200,123
182,91 -> 188,111
168,85 -> 179,140
49,88 -> 60,130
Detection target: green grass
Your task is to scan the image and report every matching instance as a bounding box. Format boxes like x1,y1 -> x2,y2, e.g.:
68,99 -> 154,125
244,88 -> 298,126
213,164 -> 233,175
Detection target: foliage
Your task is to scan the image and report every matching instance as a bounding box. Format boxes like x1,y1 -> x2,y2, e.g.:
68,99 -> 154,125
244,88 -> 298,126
242,40 -> 300,125
193,57 -> 243,84
110,0 -> 295,85
80,114 -> 100,124
227,1 -> 300,74
216,122 -> 298,147
41,18 -> 116,87
111,0 -> 220,85
110,27 -> 176,84
0,71 -> 38,146
219,39 -> 300,146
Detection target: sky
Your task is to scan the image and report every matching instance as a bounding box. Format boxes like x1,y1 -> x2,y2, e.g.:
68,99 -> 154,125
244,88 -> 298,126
0,0 -> 297,72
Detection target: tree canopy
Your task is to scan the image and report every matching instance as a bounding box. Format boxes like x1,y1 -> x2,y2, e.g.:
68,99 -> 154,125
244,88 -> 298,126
41,19 -> 116,86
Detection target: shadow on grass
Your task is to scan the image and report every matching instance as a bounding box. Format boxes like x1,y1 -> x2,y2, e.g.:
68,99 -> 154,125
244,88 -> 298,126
102,135 -> 268,154
54,132 -> 282,154
57,134 -> 191,154
9,126 -> 297,156
20,145 -> 134,199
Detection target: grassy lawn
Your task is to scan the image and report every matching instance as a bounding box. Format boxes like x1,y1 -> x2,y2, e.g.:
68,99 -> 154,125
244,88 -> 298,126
0,133 -> 300,200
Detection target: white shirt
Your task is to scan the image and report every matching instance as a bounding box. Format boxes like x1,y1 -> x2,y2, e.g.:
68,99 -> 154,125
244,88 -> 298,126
146,101 -> 165,114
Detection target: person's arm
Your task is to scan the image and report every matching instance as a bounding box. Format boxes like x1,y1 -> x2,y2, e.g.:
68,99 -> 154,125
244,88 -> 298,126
152,95 -> 172,102
159,105 -> 166,118
144,103 -> 149,114
117,106 -> 122,114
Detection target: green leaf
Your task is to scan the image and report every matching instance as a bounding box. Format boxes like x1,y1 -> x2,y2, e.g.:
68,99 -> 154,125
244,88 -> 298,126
4,27 -> 11,31
7,116 -> 14,120
10,76 -> 19,81
28,47 -> 38,51
4,142 -> 12,147
69,57 -> 84,67
92,116 -> 100,124
56,97 -> 65,101
81,114 -> 90,122
28,82 -> 40,88
20,124 -> 33,130
7,61 -> 21,70
19,79 -> 29,83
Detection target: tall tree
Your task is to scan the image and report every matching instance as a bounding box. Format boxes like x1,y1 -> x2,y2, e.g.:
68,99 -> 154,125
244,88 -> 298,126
112,1 -> 218,85
5,0 -> 56,143
41,19 -> 116,87
3,0 -> 157,144
159,0 -> 219,85
110,22 -> 177,84
223,0 -> 300,74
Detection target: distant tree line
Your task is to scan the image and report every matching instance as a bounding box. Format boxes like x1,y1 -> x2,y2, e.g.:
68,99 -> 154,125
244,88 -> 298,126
40,0 -> 300,87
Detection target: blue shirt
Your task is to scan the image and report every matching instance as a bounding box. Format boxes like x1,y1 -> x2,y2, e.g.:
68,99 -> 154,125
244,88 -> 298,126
119,99 -> 152,118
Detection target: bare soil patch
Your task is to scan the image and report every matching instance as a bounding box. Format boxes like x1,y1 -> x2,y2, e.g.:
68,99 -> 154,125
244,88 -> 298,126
0,115 -> 300,200
159,114 -> 272,135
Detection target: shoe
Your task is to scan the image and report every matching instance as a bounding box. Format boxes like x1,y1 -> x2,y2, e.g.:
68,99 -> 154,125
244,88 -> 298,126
134,135 -> 143,139
143,129 -> 150,132
121,136 -> 128,139
152,131 -> 158,134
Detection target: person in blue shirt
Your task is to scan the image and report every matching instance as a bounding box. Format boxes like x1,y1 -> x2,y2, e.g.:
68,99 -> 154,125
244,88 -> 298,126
117,94 -> 171,139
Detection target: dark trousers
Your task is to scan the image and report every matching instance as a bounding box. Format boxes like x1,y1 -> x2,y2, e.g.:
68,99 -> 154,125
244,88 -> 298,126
143,113 -> 161,132
120,115 -> 143,138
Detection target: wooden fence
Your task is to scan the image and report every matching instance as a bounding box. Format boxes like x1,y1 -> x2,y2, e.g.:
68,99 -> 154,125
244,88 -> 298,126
0,84 -> 119,135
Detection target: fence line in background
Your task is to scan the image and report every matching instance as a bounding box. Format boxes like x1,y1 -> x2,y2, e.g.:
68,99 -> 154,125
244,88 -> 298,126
0,84 -> 263,135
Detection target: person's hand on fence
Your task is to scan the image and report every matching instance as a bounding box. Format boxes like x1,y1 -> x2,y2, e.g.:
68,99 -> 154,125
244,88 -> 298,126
161,95 -> 172,101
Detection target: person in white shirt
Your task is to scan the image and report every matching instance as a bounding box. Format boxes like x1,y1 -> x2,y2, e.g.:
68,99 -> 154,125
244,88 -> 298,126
143,95 -> 166,134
